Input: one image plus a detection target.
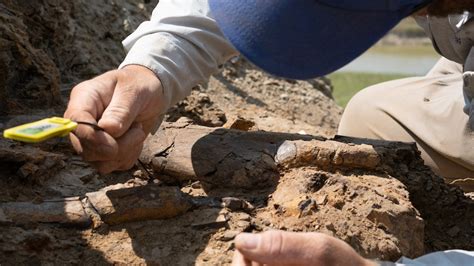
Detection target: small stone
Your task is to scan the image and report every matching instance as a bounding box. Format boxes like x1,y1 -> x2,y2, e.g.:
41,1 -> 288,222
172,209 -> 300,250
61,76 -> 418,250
216,213 -> 230,223
275,141 -> 297,165
176,116 -> 194,124
298,198 -> 317,217
447,226 -> 460,237
219,230 -> 239,241
79,173 -> 95,184
224,117 -> 256,131
191,219 -> 227,230
222,197 -> 244,211
325,222 -> 336,232
372,203 -> 382,209
191,181 -> 202,189
17,163 -> 39,178
152,157 -> 167,172
133,170 -> 143,178
233,212 -> 251,222
315,195 -> 328,205
236,220 -> 251,231
133,178 -> 148,186
221,197 -> 255,212
198,93 -> 210,103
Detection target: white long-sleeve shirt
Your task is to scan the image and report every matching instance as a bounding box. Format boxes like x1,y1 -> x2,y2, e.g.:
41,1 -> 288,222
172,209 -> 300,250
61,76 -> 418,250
119,0 -> 238,113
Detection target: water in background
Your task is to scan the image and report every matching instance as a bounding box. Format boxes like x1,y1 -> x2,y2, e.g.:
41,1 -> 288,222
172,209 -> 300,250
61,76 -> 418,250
339,50 -> 440,76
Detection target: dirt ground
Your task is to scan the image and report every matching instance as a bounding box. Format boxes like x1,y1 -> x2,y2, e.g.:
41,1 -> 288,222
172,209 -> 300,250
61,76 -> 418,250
1,1 -> 473,265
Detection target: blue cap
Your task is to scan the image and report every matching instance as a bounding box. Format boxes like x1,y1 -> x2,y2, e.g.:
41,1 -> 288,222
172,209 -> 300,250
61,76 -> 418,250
209,0 -> 431,79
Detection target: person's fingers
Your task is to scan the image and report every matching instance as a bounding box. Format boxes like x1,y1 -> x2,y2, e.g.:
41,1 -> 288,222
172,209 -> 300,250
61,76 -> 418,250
65,67 -> 162,170
235,231 -> 329,265
69,131 -> 118,162
97,71 -> 149,138
90,124 -> 146,174
235,231 -> 303,265
116,123 -> 146,167
98,88 -> 140,138
65,73 -> 117,120
235,231 -> 373,266
232,249 -> 254,266
65,106 -> 118,161
64,72 -> 122,161
97,66 -> 163,138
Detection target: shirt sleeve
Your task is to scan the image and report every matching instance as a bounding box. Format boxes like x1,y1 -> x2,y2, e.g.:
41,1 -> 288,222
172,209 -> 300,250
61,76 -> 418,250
394,250 -> 474,266
119,0 -> 239,112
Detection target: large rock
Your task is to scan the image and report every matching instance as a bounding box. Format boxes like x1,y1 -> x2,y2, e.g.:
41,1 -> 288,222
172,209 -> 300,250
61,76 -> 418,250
139,122 -> 474,261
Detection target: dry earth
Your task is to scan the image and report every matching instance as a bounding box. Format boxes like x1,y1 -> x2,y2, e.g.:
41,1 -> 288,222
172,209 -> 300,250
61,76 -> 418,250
1,1 -> 473,265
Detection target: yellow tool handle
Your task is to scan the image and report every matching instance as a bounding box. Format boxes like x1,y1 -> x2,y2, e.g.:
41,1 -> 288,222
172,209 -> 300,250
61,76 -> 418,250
3,117 -> 78,143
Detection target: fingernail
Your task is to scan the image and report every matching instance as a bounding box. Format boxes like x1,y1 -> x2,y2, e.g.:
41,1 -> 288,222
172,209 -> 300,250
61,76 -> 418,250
99,116 -> 122,127
236,233 -> 259,250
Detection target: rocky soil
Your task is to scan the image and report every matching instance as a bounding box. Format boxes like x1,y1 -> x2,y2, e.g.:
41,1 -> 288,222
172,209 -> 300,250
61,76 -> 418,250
0,121 -> 473,265
1,1 -> 473,265
0,0 -> 160,115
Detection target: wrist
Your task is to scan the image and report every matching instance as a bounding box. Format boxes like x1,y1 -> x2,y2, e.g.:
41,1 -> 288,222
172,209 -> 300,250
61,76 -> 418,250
121,63 -> 163,100
120,64 -> 166,135
122,64 -> 161,86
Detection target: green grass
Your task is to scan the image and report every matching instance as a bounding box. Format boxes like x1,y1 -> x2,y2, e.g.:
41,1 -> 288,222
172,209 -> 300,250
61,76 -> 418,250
369,44 -> 438,57
329,72 -> 409,107
391,17 -> 426,37
328,18 -> 437,108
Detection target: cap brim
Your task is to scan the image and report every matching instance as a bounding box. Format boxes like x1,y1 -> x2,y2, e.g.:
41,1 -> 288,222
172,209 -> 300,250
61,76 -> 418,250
210,1 -> 407,79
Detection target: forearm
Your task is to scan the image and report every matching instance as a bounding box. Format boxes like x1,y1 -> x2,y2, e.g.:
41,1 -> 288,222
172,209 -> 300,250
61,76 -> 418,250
120,0 -> 238,112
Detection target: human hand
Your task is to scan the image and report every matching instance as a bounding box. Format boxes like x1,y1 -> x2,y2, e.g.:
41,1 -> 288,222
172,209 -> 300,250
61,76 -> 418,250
232,230 -> 375,266
64,65 -> 166,174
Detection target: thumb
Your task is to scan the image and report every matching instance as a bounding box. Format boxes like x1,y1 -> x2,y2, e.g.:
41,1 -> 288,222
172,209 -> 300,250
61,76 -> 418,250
235,231 -> 325,265
98,85 -> 142,138
235,231 -> 371,266
64,109 -> 118,161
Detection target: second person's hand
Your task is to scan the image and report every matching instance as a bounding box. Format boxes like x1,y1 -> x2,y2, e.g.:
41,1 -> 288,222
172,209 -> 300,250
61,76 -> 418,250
232,230 -> 375,266
64,65 -> 166,174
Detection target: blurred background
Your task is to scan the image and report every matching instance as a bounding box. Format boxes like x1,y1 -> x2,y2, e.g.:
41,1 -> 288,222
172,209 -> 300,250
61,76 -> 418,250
330,18 -> 440,107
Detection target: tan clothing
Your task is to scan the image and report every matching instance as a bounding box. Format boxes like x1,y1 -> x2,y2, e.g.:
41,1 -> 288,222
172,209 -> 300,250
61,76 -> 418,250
340,14 -> 474,192
416,13 -> 474,124
339,57 -> 474,192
